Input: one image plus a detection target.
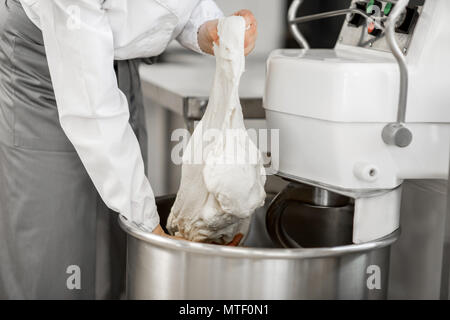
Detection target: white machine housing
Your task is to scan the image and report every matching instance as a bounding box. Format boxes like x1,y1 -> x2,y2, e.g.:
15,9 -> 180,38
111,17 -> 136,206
264,0 -> 450,243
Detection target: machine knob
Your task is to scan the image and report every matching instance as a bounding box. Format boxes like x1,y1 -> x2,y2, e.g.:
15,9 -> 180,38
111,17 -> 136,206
383,2 -> 394,16
368,22 -> 382,37
366,0 -> 383,16
382,123 -> 413,148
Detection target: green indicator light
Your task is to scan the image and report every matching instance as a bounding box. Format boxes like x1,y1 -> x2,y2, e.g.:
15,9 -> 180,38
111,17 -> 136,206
367,0 -> 375,14
384,2 -> 393,16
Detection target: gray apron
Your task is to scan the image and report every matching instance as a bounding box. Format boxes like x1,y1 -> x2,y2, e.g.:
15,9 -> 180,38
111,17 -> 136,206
0,0 -> 149,299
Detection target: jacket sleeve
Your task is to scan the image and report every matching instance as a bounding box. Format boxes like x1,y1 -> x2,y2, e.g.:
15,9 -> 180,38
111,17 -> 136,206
38,0 -> 159,231
176,0 -> 224,53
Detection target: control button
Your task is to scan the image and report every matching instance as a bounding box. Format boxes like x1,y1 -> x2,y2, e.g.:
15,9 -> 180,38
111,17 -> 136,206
348,1 -> 367,27
366,0 -> 382,16
395,7 -> 419,34
384,2 -> 394,16
368,22 -> 382,37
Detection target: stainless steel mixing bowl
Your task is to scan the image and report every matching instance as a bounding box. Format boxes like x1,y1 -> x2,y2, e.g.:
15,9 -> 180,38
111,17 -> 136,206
119,195 -> 398,299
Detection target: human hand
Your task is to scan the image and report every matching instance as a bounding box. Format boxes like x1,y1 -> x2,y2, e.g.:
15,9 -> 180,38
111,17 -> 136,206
198,19 -> 219,55
226,233 -> 244,246
198,9 -> 258,56
152,224 -> 184,241
233,9 -> 257,56
154,224 -> 243,247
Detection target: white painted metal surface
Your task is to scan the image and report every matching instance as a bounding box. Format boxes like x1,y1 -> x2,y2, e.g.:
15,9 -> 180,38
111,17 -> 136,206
264,0 -> 450,243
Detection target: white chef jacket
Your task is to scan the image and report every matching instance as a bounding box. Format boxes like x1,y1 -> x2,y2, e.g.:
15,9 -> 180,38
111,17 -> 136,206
19,0 -> 224,231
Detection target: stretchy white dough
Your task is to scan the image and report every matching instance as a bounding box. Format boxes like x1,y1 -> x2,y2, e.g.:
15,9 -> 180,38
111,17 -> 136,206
166,16 -> 266,244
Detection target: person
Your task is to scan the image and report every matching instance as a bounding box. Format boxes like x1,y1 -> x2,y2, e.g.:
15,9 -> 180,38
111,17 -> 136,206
0,0 -> 257,299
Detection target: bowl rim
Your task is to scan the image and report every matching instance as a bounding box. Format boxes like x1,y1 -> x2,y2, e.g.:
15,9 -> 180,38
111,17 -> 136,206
118,215 -> 399,260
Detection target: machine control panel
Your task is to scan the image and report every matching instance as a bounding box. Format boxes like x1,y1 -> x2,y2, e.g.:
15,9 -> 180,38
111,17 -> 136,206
338,0 -> 425,54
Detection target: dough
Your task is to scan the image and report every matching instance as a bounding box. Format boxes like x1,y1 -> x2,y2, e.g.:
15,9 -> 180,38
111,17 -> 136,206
166,16 -> 266,244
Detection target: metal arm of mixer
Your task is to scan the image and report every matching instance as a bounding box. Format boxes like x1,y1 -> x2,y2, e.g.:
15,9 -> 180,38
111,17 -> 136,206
288,0 -> 310,49
382,0 -> 413,148
288,0 -> 384,49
